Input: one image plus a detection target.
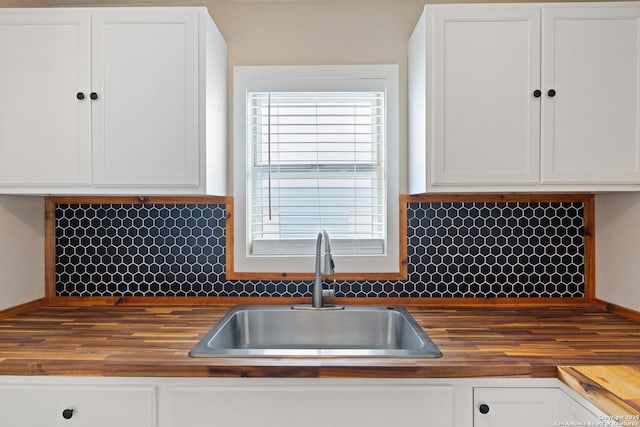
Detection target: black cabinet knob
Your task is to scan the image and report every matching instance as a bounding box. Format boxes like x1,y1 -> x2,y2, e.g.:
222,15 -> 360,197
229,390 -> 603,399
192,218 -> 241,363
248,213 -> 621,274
478,403 -> 490,414
76,92 -> 85,100
533,89 -> 541,98
547,89 -> 556,98
90,92 -> 98,100
62,408 -> 74,419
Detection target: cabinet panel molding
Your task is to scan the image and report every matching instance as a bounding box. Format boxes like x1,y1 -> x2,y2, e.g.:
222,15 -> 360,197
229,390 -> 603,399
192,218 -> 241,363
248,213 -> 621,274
91,10 -> 199,187
0,11 -> 91,186
431,7 -> 541,185
542,5 -> 640,184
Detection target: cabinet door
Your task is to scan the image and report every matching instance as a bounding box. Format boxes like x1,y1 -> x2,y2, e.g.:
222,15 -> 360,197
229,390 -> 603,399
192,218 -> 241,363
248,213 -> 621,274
91,9 -> 200,187
557,391 -> 600,423
0,11 -> 91,186
430,7 -> 541,186
172,383 -> 454,427
542,5 -> 640,184
0,383 -> 156,427
474,387 -> 558,427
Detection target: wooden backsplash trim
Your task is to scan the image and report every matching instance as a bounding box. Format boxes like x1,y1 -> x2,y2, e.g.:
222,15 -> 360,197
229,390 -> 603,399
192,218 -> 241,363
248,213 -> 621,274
225,195 -> 409,281
403,193 -> 592,203
45,198 -> 56,299
44,193 -> 595,300
47,196 -> 233,205
592,298 -> 640,322
0,298 -> 48,319
46,295 -> 594,307
405,193 -> 595,301
583,195 -> 595,301
44,196 -> 231,298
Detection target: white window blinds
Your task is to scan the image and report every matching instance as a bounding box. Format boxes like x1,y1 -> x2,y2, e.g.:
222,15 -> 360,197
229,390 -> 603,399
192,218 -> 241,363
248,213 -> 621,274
248,91 -> 386,256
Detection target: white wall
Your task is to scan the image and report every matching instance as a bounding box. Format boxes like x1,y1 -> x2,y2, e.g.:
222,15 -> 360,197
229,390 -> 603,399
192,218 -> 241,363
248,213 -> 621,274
0,196 -> 45,311
0,0 -> 44,6
595,193 -> 640,312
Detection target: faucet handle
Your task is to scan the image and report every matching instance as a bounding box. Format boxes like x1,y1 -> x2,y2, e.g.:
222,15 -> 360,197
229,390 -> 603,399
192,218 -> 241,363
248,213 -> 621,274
321,288 -> 336,303
321,288 -> 335,298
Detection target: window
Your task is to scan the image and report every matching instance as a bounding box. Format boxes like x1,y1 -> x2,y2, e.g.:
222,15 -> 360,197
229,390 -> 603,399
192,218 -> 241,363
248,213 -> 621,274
232,65 -> 399,275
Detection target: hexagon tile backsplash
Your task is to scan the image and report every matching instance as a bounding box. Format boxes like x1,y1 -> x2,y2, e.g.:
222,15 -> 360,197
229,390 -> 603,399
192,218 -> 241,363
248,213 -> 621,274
55,200 -> 585,298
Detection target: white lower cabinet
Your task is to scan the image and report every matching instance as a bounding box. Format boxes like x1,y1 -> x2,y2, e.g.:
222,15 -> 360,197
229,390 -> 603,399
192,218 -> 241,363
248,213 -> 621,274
171,381 -> 454,427
165,378 -> 605,427
474,386 -> 601,427
0,379 -> 156,427
558,390 -> 602,424
0,376 -> 606,427
474,387 -> 559,427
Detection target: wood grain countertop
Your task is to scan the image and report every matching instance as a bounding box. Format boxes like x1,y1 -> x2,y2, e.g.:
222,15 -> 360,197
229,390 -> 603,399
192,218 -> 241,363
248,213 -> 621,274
558,366 -> 640,417
0,304 -> 638,379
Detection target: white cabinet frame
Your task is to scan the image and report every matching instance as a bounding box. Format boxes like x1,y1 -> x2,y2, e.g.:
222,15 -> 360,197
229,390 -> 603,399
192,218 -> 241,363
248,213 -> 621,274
0,376 -> 607,427
409,2 -> 640,193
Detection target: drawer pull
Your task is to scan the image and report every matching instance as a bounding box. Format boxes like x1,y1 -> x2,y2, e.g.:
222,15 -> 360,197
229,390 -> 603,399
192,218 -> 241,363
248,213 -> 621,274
62,408 -> 74,420
478,403 -> 490,414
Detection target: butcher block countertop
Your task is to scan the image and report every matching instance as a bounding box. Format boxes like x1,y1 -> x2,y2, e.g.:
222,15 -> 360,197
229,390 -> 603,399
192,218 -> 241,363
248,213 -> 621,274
0,304 -> 638,379
558,366 -> 640,417
1,304 -> 640,415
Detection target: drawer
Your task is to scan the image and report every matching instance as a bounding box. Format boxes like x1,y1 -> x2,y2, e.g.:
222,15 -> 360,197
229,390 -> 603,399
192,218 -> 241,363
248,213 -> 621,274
0,383 -> 156,427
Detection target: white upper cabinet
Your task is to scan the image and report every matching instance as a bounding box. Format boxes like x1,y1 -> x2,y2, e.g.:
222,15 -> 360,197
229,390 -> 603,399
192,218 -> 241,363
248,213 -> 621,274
0,7 -> 226,195
0,11 -> 91,187
409,2 -> 640,193
542,5 -> 640,184
418,7 -> 542,187
91,10 -> 200,188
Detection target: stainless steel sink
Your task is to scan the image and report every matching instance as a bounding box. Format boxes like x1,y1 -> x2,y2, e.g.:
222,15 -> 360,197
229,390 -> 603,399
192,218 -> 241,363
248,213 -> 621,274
189,305 -> 442,358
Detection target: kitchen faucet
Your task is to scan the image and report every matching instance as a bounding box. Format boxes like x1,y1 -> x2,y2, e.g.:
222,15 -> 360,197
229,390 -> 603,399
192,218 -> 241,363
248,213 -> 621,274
311,229 -> 336,308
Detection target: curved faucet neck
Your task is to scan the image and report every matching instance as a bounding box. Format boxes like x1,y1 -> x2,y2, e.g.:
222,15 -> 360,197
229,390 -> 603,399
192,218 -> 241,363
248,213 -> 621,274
312,229 -> 334,308
321,229 -> 331,254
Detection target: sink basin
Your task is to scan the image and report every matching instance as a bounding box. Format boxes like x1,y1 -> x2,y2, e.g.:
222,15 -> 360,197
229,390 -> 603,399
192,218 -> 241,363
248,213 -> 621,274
189,305 -> 442,358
